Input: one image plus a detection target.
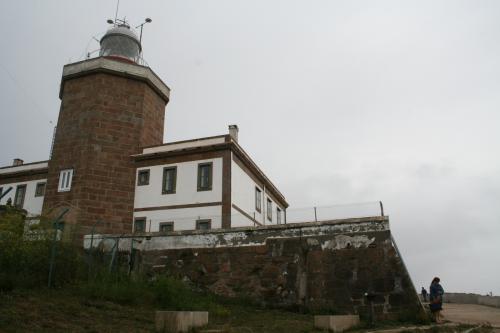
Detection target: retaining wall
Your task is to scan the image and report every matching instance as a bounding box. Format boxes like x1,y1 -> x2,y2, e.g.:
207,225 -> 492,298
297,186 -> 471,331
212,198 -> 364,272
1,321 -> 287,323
444,293 -> 500,308
84,216 -> 423,320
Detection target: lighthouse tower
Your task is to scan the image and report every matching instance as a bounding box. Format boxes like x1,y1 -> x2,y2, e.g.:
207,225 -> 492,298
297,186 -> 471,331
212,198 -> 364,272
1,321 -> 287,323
43,22 -> 170,234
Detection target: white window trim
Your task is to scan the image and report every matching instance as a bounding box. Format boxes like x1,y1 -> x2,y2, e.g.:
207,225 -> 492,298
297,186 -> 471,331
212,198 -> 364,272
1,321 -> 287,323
58,169 -> 74,192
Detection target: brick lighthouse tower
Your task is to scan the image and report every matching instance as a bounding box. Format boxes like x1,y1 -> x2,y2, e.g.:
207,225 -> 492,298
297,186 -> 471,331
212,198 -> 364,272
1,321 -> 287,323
43,21 -> 170,235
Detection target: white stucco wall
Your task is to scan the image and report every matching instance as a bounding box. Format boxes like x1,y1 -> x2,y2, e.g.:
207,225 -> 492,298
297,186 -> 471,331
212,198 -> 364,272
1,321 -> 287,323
134,158 -> 223,208
133,205 -> 222,231
230,206 -> 257,227
0,179 -> 46,216
133,158 -> 223,231
231,159 -> 282,226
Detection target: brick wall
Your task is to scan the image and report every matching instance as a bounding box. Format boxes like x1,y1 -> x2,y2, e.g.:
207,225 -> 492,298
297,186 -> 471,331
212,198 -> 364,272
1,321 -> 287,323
43,71 -> 167,235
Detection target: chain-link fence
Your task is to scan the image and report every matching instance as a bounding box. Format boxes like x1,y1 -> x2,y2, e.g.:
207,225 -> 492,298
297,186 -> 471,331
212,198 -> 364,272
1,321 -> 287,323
130,201 -> 384,233
0,200 -> 385,289
285,201 -> 383,224
0,205 -> 133,290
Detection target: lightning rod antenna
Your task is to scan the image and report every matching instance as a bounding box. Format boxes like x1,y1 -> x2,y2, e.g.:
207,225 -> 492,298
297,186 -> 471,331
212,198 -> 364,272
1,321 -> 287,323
114,0 -> 120,25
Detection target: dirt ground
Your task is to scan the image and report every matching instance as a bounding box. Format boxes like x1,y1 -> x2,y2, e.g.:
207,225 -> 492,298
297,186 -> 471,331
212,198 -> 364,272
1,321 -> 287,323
443,303 -> 500,329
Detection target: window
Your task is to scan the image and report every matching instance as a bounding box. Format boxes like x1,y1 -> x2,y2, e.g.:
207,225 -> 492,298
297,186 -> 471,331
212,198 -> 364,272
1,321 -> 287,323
197,162 -> 212,191
14,185 -> 27,208
137,169 -> 150,186
134,217 -> 146,233
35,182 -> 46,197
267,199 -> 272,221
277,207 -> 282,224
162,167 -> 177,194
159,222 -> 174,232
58,169 -> 73,192
196,219 -> 211,230
255,187 -> 262,212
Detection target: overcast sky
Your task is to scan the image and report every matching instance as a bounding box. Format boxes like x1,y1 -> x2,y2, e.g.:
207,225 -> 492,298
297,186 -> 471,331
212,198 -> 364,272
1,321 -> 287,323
0,1 -> 499,295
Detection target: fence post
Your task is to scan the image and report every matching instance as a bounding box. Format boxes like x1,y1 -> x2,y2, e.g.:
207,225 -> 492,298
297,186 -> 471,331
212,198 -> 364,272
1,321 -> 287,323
128,238 -> 135,275
47,208 -> 69,288
87,220 -> 102,280
109,237 -> 120,273
314,207 -> 317,222
379,201 -> 384,216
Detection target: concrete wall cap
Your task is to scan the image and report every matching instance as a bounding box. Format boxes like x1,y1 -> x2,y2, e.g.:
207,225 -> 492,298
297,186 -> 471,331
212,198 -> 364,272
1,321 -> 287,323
60,57 -> 170,102
83,215 -> 390,249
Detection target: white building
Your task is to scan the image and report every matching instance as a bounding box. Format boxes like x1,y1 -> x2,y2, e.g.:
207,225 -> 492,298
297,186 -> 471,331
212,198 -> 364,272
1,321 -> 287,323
0,160 -> 48,217
0,23 -> 288,234
0,126 -> 288,232
133,126 -> 288,232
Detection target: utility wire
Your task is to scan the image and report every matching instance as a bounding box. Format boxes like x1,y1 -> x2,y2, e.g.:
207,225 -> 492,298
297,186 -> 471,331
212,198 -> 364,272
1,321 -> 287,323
0,62 -> 49,119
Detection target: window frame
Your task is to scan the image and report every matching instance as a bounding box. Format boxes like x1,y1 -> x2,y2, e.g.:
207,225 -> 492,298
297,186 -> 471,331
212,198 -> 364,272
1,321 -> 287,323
277,207 -> 282,224
137,169 -> 150,186
58,169 -> 74,192
162,166 -> 177,194
195,219 -> 212,230
14,184 -> 27,208
255,187 -> 262,212
35,182 -> 46,197
267,198 -> 272,221
197,162 -> 213,191
134,217 -> 146,233
159,221 -> 174,232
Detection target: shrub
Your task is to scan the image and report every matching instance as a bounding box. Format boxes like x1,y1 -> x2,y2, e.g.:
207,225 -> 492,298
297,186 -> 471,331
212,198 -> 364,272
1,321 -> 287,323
0,206 -> 229,316
0,206 -> 83,291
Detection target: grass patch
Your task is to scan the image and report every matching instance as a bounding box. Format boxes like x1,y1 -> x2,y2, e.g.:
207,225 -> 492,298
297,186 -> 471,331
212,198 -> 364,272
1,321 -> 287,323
76,272 -> 231,317
0,286 -> 318,333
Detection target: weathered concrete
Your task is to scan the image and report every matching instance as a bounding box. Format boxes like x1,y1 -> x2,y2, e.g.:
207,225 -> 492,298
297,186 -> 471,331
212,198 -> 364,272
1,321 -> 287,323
444,293 -> 500,308
155,311 -> 208,333
84,216 -> 389,251
85,216 -> 423,321
61,57 -> 170,102
314,315 -> 360,332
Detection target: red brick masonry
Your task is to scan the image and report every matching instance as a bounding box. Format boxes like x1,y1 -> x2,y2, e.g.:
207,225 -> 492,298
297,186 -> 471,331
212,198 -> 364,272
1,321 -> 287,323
43,67 -> 168,235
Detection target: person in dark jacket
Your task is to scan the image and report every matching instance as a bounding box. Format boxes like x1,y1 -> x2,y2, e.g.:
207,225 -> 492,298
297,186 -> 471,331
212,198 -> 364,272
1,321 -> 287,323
421,287 -> 428,302
429,277 -> 444,323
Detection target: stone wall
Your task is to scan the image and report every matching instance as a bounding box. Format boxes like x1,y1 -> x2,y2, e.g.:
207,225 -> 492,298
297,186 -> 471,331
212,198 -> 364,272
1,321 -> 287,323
444,293 -> 500,308
85,216 -> 423,320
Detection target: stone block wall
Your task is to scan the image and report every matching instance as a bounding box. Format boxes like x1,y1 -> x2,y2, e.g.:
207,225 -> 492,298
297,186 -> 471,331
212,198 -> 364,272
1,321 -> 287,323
444,293 -> 500,308
86,216 -> 423,320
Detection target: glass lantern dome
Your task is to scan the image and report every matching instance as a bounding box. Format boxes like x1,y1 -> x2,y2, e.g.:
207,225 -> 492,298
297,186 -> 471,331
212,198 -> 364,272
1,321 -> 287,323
99,24 -> 141,63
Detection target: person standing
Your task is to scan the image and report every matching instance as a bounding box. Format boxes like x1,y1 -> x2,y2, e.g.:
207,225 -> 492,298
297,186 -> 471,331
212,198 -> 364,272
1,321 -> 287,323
429,277 -> 444,323
421,287 -> 428,302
